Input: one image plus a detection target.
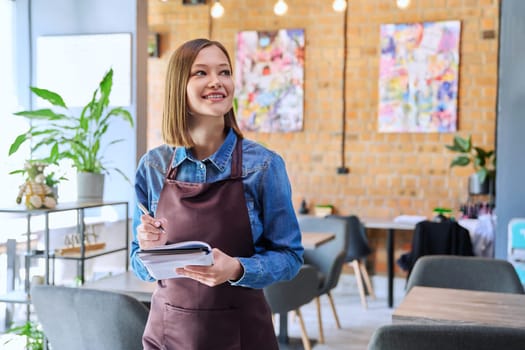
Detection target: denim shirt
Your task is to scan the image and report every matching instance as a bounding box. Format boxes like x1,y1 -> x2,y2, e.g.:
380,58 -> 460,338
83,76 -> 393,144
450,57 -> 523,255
130,128 -> 304,289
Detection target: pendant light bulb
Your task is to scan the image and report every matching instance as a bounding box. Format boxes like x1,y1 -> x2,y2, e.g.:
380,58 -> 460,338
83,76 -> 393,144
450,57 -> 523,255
396,0 -> 411,9
332,0 -> 347,12
210,1 -> 224,18
273,0 -> 288,16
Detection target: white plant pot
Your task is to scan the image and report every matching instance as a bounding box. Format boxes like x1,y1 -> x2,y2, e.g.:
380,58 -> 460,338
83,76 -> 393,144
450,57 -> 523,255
468,173 -> 492,195
77,172 -> 105,202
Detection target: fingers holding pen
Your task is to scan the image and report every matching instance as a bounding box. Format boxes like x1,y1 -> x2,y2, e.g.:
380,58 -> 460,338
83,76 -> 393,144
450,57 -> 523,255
138,215 -> 168,248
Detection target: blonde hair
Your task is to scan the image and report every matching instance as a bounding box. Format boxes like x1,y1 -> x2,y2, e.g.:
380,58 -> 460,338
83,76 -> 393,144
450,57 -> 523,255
162,38 -> 243,147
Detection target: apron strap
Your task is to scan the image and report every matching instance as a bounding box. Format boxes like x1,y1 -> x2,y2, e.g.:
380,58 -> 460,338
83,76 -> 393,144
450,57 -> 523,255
165,148 -> 178,180
230,139 -> 243,179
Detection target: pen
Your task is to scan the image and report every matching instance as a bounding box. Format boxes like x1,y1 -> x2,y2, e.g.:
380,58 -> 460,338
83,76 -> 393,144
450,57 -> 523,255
137,202 -> 166,233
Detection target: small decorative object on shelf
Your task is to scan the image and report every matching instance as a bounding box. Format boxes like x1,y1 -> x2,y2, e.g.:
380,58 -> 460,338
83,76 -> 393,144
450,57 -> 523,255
298,198 -> 309,214
314,204 -> 334,217
55,227 -> 106,255
432,207 -> 453,222
14,161 -> 58,209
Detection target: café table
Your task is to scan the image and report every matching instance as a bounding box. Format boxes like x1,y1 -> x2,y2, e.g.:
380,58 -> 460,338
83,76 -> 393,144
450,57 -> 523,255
393,286 -> 525,328
301,231 -> 335,249
362,218 -> 416,308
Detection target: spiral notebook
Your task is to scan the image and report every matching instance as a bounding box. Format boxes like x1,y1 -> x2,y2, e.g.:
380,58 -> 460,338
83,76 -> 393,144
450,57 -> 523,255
137,241 -> 213,280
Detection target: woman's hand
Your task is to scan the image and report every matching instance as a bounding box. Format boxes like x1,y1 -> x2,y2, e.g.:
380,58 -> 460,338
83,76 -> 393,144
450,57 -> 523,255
175,248 -> 243,287
137,214 -> 168,250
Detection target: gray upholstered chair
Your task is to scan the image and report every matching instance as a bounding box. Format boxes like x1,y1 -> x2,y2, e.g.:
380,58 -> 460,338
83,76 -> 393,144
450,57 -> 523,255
31,285 -> 149,350
367,324 -> 525,350
263,264 -> 319,350
298,215 -> 347,344
328,214 -> 376,309
406,255 -> 525,294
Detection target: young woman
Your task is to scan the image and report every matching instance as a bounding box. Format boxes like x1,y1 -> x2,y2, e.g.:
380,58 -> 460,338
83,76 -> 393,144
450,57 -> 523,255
130,38 -> 304,349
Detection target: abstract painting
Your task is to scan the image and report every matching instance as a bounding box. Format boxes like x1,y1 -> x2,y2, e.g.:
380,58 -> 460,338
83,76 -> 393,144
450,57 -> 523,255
235,29 -> 305,132
378,20 -> 461,133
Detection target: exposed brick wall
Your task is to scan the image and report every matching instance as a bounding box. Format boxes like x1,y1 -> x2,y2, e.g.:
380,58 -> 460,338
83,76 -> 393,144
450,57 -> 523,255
147,0 -> 499,275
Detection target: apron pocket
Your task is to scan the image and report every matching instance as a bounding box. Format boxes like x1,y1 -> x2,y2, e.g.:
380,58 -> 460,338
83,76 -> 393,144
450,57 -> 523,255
163,303 -> 241,350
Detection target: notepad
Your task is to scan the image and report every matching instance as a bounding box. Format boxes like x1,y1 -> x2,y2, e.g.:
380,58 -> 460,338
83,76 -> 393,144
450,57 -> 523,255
138,241 -> 213,280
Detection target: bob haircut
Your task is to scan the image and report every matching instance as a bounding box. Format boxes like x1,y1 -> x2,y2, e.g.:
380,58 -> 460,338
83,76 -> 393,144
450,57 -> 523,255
161,38 -> 244,147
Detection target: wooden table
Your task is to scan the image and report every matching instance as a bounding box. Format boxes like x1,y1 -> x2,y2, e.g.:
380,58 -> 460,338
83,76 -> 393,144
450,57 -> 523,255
82,271 -> 155,302
302,231 -> 335,249
393,286 -> 525,328
362,218 -> 416,308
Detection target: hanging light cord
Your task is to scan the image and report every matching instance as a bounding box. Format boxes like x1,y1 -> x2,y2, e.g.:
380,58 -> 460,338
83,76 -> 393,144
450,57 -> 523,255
338,2 -> 349,174
208,4 -> 212,39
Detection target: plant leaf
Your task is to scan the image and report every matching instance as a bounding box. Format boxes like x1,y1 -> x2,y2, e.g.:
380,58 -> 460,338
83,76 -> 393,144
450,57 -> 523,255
13,109 -> 68,120
9,133 -> 29,155
30,87 -> 67,108
445,144 -> 464,152
454,135 -> 471,153
103,107 -> 134,127
477,168 -> 488,184
450,156 -> 470,167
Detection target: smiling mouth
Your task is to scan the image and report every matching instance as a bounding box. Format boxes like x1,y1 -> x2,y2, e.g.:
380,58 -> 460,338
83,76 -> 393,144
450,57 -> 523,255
203,93 -> 226,100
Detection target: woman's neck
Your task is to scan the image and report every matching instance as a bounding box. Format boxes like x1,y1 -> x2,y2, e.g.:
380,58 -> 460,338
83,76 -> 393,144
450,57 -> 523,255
189,119 -> 226,160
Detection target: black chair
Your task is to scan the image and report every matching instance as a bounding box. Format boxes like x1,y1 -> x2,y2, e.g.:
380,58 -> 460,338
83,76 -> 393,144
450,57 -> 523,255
329,214 -> 376,309
298,215 -> 347,344
367,323 -> 525,350
397,219 -> 474,279
263,264 -> 319,350
31,285 -> 149,350
406,254 -> 525,294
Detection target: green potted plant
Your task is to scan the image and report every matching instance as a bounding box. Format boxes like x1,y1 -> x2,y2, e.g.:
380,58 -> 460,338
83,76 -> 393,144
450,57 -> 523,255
445,134 -> 496,195
3,320 -> 44,350
8,68 -> 134,202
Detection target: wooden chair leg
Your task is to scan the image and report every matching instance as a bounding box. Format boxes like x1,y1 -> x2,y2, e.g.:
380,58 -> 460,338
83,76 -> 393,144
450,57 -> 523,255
290,310 -> 297,324
315,296 -> 324,344
351,260 -> 368,309
296,308 -> 312,350
327,291 -> 341,329
359,260 -> 376,300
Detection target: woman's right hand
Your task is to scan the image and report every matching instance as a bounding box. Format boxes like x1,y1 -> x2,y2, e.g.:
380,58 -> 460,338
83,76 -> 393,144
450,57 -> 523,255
137,214 -> 168,249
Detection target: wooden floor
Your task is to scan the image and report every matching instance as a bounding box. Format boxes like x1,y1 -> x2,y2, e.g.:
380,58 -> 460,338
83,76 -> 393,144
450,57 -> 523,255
277,273 -> 407,350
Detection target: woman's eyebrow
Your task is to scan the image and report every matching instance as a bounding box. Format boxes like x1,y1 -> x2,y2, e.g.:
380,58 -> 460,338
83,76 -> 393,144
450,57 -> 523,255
192,63 -> 230,68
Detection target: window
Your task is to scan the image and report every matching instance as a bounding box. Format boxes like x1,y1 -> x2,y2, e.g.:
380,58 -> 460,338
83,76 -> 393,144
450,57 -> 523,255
0,0 -> 29,208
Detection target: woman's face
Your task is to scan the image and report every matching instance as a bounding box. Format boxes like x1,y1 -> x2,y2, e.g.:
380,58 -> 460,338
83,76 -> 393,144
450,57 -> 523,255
186,45 -> 234,119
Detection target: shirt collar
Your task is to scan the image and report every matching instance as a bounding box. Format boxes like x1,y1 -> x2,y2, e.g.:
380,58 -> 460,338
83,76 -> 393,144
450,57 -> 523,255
172,128 -> 237,173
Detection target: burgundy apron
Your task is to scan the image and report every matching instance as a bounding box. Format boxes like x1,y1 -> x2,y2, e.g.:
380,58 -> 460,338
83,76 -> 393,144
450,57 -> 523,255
142,140 -> 278,350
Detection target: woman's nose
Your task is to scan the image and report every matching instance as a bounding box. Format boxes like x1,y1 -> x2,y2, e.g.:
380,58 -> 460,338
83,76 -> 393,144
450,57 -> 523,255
208,75 -> 222,88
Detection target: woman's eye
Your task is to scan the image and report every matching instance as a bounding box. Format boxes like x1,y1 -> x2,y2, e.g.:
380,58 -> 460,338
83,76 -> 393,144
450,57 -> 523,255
192,70 -> 206,76
220,70 -> 231,76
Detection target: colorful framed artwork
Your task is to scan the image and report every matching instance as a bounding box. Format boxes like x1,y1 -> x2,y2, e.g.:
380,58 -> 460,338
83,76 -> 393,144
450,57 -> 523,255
235,29 -> 305,132
378,20 -> 461,133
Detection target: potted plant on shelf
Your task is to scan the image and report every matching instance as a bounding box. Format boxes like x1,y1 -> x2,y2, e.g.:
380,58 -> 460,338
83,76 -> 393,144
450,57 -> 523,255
8,68 -> 134,202
445,134 -> 496,195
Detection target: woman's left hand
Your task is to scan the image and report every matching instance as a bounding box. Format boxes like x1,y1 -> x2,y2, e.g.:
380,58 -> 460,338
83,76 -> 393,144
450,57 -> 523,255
175,248 -> 243,287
